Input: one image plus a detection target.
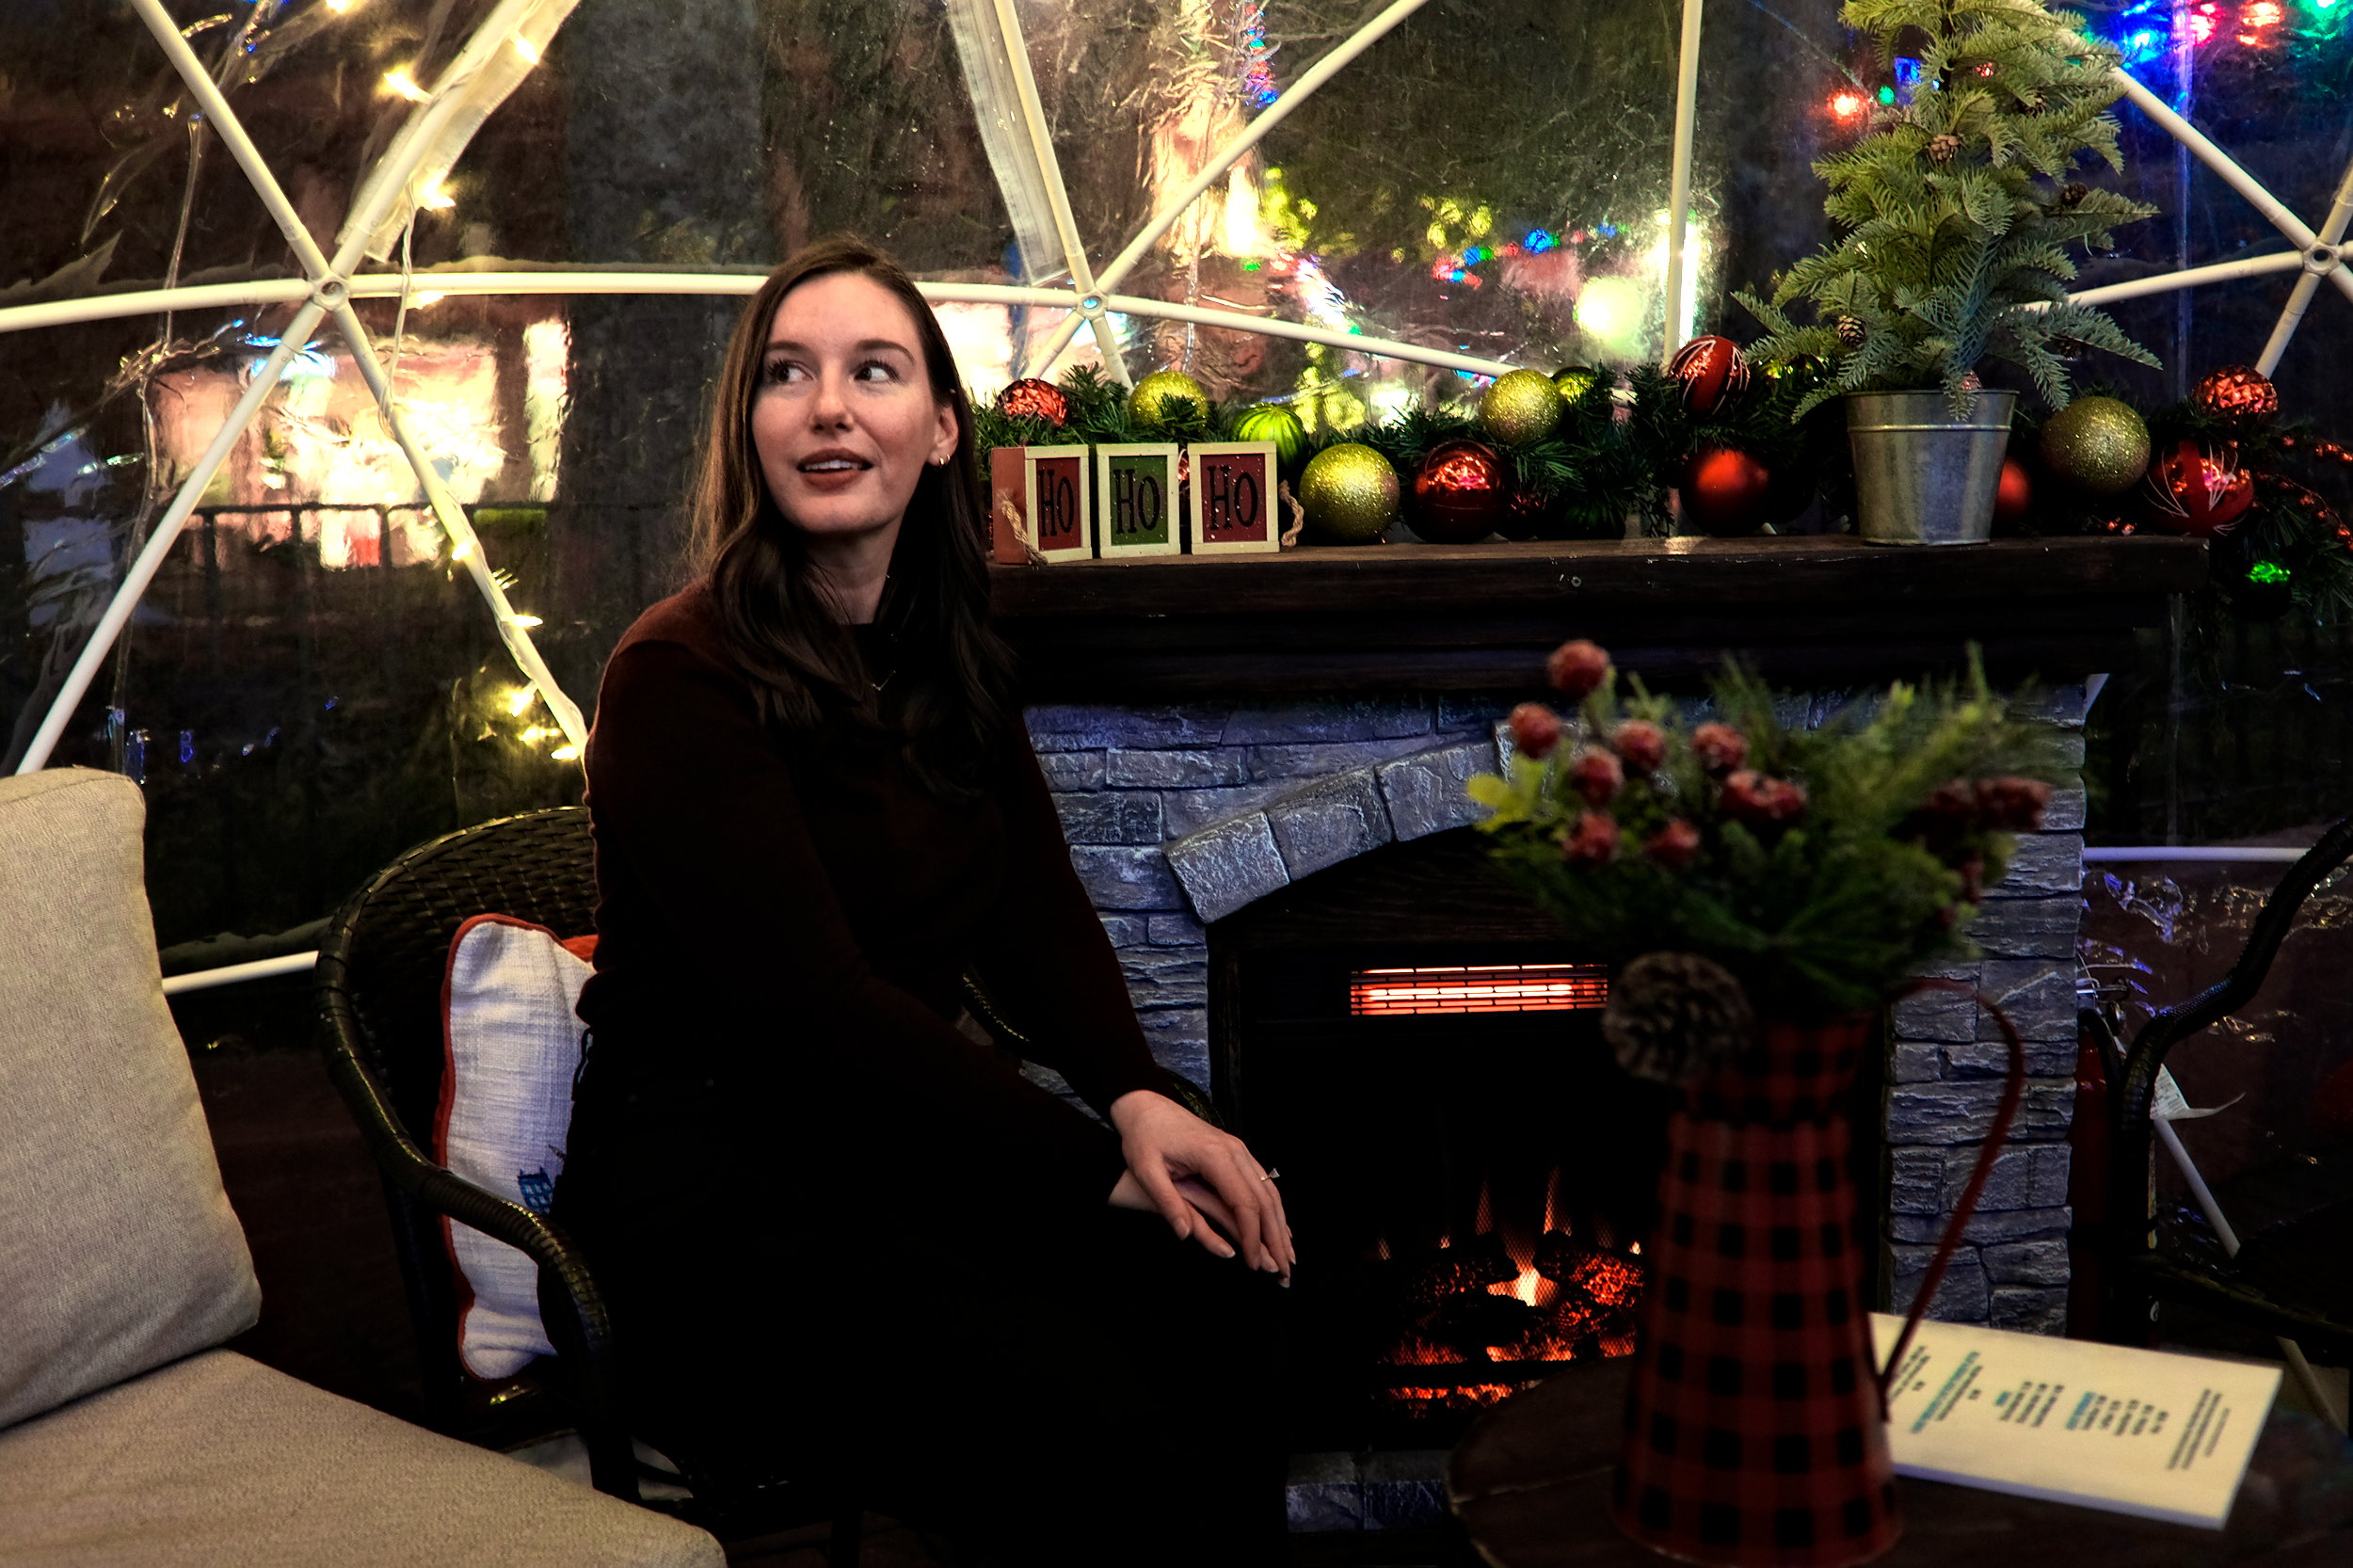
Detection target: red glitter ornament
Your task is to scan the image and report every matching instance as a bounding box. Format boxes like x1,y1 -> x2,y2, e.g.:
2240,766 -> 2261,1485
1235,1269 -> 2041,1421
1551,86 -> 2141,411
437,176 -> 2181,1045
2138,439 -> 2254,536
1666,335 -> 1751,416
1678,445 -> 1772,536
1409,440 -> 1511,543
998,376 -> 1069,426
1992,457 -> 2033,528
2192,365 -> 2280,423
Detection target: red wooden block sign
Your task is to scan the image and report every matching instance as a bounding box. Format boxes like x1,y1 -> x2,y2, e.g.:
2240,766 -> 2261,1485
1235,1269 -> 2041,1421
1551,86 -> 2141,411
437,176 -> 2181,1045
1023,445 -> 1093,562
1187,441 -> 1280,554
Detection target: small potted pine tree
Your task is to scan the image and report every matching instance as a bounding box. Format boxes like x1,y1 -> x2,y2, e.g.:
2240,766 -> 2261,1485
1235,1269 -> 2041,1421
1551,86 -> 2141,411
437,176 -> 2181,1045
1743,0 -> 2160,545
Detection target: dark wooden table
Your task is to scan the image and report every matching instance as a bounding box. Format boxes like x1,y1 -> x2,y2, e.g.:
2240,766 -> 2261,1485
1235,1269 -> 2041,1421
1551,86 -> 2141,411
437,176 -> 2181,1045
1447,1356 -> 2353,1568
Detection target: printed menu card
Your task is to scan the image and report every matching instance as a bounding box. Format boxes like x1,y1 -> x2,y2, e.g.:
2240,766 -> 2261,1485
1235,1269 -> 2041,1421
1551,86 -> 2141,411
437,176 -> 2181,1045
1870,1311 -> 2280,1528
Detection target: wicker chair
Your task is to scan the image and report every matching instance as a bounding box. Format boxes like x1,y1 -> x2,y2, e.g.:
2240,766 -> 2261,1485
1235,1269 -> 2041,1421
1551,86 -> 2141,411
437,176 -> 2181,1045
313,807 -> 856,1555
2099,816 -> 2353,1365
316,806 -> 1218,1554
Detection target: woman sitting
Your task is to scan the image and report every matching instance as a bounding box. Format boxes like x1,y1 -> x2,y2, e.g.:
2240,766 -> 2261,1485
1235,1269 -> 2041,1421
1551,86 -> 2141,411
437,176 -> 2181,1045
556,237 -> 1292,1564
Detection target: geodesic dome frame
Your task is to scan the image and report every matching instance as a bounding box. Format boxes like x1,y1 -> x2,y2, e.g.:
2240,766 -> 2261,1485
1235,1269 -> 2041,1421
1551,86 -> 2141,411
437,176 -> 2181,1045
6,0 -> 2352,787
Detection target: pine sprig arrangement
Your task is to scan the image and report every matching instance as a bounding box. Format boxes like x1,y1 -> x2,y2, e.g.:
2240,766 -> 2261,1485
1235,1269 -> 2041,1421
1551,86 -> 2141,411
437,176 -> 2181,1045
1740,0 -> 2160,416
1472,642 -> 2065,1018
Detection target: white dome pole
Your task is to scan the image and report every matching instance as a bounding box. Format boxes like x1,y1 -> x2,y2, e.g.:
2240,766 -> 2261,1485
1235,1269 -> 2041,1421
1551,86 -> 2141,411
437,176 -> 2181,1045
2255,157 -> 2353,377
1028,0 -> 1433,373
12,0 -> 589,774
985,0 -> 1131,387
1659,0 -> 1706,360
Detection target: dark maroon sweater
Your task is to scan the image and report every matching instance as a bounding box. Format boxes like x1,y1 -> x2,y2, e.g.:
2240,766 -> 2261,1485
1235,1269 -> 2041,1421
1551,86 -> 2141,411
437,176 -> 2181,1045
574,584 -> 1163,1217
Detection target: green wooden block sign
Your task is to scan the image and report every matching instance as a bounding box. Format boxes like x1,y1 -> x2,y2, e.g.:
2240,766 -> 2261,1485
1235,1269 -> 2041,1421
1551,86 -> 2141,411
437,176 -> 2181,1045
1095,442 -> 1181,559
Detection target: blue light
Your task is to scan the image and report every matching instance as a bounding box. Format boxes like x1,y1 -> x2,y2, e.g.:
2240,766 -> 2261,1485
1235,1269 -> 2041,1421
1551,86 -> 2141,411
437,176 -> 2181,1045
1893,56 -> 1919,106
1527,229 -> 1555,252
1448,268 -> 1465,282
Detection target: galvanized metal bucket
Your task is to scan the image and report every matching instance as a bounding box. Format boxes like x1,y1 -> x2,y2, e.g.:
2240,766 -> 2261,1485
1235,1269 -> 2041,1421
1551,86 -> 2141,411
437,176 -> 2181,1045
1846,389 -> 2017,546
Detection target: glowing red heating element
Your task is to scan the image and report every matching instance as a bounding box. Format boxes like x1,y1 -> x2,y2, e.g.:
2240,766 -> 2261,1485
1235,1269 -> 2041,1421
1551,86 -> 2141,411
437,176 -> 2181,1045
1347,963 -> 1609,1016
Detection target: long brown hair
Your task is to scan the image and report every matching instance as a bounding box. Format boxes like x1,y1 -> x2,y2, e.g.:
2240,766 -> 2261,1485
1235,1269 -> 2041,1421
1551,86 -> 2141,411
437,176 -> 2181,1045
687,237 -> 1016,796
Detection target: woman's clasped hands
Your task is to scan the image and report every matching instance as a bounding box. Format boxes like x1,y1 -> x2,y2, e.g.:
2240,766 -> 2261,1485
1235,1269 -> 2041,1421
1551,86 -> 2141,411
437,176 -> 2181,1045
1107,1089 -> 1295,1285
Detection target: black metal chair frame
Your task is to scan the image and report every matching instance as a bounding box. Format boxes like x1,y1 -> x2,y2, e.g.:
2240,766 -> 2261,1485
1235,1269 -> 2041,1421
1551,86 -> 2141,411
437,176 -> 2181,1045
2100,815 -> 2353,1361
314,806 -> 857,1556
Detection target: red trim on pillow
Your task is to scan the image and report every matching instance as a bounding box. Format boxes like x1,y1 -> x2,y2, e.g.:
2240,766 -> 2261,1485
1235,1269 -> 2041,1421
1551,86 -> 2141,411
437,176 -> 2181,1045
434,911 -> 568,1383
559,933 -> 599,963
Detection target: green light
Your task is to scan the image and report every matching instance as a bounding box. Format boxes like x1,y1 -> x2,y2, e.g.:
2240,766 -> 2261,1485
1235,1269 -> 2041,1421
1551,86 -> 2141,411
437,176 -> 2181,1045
1241,260 -> 1261,271
1877,85 -> 1897,105
2249,561 -> 2292,584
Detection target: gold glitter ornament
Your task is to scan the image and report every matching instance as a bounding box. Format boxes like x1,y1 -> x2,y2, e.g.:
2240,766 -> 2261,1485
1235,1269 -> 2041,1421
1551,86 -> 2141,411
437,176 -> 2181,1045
1479,369 -> 1565,445
1127,369 -> 1210,432
1299,442 -> 1400,545
2040,395 -> 2152,496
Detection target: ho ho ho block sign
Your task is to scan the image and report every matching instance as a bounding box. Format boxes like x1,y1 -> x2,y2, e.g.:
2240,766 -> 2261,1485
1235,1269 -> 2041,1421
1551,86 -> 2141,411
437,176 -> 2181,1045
1021,444 -> 1094,563
1186,440 -> 1280,554
1095,442 -> 1183,560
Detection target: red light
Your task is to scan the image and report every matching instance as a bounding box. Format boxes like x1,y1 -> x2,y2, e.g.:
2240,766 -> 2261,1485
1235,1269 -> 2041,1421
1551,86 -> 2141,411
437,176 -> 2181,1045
1348,964 -> 1610,1016
2191,12 -> 2217,40
2246,1 -> 2283,23
1831,90 -> 1865,118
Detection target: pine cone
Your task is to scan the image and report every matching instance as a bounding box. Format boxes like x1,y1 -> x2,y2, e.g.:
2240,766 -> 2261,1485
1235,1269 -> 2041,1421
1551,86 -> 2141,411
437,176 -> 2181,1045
1834,315 -> 1867,349
2061,182 -> 2089,207
1604,952 -> 1756,1086
1960,371 -> 1983,392
1928,133 -> 1961,163
2050,336 -> 2088,359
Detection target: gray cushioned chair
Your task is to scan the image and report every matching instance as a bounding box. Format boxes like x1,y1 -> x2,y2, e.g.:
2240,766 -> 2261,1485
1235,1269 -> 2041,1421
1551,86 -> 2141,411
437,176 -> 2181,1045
0,768 -> 721,1568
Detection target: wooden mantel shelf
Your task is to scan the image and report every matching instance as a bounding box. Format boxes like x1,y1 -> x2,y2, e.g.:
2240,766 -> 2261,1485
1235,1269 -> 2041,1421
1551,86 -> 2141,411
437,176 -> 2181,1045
989,535 -> 2208,699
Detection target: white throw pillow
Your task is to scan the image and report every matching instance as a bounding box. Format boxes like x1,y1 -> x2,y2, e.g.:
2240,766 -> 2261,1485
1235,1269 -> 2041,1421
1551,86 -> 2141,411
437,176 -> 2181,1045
435,914 -> 593,1380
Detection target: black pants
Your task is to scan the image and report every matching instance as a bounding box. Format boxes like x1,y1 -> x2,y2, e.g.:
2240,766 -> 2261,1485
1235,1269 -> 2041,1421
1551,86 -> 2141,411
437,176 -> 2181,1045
558,1075 -> 1289,1565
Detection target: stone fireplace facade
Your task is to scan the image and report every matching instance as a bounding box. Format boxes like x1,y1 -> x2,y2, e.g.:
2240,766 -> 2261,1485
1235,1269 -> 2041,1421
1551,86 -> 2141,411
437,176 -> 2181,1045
1027,683 -> 2089,1334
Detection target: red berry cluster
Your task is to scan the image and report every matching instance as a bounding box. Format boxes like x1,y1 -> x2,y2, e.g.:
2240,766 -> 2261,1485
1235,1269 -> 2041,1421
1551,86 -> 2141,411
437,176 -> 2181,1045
1720,769 -> 1807,824
1532,638 -> 1803,870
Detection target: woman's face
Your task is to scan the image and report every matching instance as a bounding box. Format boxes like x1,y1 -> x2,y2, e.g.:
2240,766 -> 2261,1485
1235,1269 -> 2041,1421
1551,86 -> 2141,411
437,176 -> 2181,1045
749,271 -> 959,547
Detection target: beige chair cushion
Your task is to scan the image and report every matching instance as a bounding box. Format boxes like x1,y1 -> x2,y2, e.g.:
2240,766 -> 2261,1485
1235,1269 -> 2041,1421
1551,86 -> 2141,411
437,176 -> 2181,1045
0,768 -> 261,1429
0,1348 -> 722,1567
